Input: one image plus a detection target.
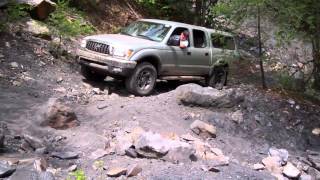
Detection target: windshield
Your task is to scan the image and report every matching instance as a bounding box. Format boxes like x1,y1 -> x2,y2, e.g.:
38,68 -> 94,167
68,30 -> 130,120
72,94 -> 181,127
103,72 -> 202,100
120,21 -> 171,42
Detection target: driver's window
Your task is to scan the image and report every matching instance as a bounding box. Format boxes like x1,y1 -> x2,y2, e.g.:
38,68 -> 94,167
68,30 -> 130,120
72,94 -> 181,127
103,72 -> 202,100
167,27 -> 190,47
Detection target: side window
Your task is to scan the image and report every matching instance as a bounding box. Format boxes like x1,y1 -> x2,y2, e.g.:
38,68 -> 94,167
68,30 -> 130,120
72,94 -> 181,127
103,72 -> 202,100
167,27 -> 189,47
193,29 -> 207,48
211,34 -> 235,50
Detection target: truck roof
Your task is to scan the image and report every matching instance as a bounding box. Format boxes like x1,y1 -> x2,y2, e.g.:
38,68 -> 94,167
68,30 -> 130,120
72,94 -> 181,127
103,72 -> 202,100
140,19 -> 234,37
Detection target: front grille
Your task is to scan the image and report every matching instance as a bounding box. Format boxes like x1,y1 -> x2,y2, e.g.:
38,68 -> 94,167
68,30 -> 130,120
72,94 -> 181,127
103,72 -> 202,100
86,41 -> 110,55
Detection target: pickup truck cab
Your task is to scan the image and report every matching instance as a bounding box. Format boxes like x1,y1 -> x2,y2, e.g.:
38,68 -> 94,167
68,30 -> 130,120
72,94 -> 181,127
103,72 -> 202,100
77,19 -> 240,96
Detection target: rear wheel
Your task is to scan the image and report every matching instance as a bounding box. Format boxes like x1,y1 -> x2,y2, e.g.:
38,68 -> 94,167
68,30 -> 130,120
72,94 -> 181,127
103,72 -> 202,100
80,65 -> 106,81
207,66 -> 228,90
125,62 -> 157,96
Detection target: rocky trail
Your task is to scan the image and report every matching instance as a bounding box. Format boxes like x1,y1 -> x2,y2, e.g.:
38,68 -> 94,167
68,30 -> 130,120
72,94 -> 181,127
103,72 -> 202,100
0,24 -> 320,180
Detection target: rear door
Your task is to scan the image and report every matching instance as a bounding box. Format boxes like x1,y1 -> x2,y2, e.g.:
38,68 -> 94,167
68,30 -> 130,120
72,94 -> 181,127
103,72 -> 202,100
211,33 -> 238,65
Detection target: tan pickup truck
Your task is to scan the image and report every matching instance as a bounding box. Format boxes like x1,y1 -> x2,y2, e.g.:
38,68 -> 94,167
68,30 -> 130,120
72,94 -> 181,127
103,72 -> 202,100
77,19 -> 240,96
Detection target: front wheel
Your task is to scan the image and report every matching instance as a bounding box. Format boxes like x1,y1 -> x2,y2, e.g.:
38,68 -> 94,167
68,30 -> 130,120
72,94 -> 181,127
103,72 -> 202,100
207,66 -> 228,90
125,62 -> 157,96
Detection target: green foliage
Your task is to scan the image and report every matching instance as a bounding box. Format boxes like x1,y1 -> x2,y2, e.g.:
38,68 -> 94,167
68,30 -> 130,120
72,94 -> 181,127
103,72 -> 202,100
67,170 -> 86,180
0,1 -> 31,32
277,72 -> 297,91
6,1 -> 31,22
135,0 -> 194,23
47,0 -> 95,38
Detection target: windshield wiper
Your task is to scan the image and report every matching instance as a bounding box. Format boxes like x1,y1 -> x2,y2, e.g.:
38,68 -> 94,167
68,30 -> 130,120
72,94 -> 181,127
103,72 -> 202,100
120,32 -> 132,36
137,34 -> 155,41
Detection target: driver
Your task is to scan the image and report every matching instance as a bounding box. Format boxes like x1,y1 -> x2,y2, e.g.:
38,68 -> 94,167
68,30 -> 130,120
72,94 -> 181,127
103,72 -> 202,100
179,30 -> 189,48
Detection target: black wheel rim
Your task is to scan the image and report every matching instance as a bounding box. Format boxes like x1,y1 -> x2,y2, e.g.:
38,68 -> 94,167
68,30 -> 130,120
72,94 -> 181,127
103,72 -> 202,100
137,70 -> 153,90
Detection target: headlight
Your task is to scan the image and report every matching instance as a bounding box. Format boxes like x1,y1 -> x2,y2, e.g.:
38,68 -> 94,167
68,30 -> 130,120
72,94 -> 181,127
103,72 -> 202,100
110,46 -> 134,59
80,39 -> 87,48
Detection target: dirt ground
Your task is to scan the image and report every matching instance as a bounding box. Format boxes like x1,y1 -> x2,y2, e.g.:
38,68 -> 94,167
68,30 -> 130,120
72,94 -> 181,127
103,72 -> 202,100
0,29 -> 319,179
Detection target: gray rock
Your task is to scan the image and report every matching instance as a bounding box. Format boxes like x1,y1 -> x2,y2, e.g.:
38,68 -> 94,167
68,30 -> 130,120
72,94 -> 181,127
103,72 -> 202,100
134,131 -> 191,159
23,134 -> 45,150
268,147 -> 289,165
10,62 -> 19,68
0,162 -> 15,178
190,120 -> 216,138
283,162 -> 300,178
8,169 -> 54,180
125,148 -> 138,158
230,110 -> 244,124
308,154 -> 320,170
176,84 -> 244,108
51,151 -> 78,159
67,165 -> 77,172
163,146 -> 196,164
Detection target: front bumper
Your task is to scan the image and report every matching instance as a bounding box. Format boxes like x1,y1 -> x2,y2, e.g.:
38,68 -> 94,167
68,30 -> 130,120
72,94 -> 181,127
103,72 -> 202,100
77,49 -> 136,77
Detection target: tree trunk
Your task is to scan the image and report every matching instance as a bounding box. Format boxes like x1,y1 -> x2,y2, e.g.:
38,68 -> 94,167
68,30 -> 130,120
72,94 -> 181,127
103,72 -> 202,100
312,39 -> 320,90
257,6 -> 267,89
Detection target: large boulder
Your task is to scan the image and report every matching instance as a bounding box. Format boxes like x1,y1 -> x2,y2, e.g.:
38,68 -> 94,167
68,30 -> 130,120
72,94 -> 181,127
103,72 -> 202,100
40,98 -> 79,130
176,84 -> 244,108
25,19 -> 51,39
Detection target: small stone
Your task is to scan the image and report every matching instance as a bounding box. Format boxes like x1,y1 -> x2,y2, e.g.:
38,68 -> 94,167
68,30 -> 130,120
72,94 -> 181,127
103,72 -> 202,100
307,154 -> 320,170
89,149 -> 109,160
230,110 -> 244,124
262,156 -> 283,175
312,128 -> 320,136
51,151 -> 78,159
283,162 -> 300,178
190,120 -> 216,138
12,81 -> 21,86
97,104 -> 108,110
56,77 -> 63,83
268,147 -> 289,165
92,88 -> 104,95
129,95 -> 135,98
53,87 -> 66,93
126,164 -> 142,177
288,99 -> 295,105
5,42 -> 10,48
106,167 -> 127,177
0,54 -> 4,59
253,163 -> 265,170
10,62 -> 19,68
67,165 -> 77,172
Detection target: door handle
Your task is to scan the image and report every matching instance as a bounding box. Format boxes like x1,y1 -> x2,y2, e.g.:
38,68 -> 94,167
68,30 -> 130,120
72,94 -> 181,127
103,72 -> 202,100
187,52 -> 191,55
205,52 -> 209,56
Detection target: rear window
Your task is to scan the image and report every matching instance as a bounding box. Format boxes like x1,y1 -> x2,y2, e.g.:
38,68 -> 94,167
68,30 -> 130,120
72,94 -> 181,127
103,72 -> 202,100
211,34 -> 235,50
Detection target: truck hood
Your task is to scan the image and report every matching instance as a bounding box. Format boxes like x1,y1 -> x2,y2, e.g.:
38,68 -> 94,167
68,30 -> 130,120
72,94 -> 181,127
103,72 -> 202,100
85,34 -> 160,50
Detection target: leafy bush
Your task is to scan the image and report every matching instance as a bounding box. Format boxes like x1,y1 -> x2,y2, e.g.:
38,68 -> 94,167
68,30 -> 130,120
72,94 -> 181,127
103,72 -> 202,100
46,0 -> 95,38
67,170 -> 86,180
0,1 -> 31,32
